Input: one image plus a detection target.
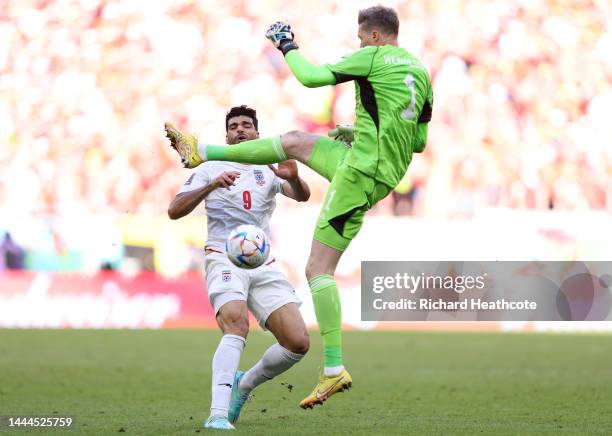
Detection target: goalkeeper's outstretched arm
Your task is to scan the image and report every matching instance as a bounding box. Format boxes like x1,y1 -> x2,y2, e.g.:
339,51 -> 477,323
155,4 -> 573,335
265,21 -> 336,88
284,51 -> 336,88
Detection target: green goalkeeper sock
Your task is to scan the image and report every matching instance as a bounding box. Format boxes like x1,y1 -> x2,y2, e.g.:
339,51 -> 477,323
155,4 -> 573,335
201,136 -> 287,164
308,274 -> 343,369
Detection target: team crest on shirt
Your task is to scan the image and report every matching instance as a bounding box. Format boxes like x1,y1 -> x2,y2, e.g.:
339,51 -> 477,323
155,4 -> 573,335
222,270 -> 231,282
254,169 -> 265,186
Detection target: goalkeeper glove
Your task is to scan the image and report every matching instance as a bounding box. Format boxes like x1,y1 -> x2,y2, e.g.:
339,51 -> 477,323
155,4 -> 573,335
265,21 -> 299,56
328,124 -> 354,146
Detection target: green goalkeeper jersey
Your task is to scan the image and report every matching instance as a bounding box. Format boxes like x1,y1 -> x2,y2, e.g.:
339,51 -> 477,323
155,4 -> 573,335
324,45 -> 433,188
284,45 -> 433,188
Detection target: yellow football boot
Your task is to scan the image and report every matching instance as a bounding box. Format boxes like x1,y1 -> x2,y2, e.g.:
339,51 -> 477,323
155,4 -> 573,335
299,369 -> 352,409
164,121 -> 203,168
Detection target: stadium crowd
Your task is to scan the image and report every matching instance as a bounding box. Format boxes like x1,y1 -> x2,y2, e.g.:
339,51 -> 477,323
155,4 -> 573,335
0,0 -> 610,269
1,0 -> 611,217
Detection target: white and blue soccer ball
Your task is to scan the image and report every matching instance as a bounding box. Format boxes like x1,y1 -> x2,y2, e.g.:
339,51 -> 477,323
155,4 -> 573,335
225,224 -> 270,269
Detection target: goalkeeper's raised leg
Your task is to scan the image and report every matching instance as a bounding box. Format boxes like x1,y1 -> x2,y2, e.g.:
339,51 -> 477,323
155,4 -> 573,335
164,121 -> 329,171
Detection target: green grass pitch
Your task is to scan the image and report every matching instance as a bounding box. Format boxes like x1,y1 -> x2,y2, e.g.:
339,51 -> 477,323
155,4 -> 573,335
1,329 -> 611,435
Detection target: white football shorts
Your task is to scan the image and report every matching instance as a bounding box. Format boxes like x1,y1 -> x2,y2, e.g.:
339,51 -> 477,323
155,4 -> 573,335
204,251 -> 301,330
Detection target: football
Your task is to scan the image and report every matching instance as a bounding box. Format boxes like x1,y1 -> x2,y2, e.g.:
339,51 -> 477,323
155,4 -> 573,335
225,224 -> 270,269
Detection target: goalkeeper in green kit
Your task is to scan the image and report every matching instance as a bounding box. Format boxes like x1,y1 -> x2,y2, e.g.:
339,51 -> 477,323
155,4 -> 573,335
165,5 -> 433,410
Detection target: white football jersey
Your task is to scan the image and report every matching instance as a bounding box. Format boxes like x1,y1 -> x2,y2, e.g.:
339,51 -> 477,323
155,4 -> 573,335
178,162 -> 285,251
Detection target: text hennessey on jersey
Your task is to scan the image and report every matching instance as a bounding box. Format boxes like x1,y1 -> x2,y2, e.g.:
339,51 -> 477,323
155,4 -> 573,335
383,55 -> 426,70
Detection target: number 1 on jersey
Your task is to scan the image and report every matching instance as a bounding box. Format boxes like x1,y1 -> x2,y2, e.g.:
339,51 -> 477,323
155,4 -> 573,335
401,73 -> 417,120
324,189 -> 336,211
243,191 -> 252,209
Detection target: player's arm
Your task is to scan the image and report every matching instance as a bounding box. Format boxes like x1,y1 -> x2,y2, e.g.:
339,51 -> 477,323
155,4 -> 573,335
268,161 -> 310,202
284,51 -> 336,88
265,21 -> 342,88
282,176 -> 310,202
168,171 -> 240,220
414,84 -> 433,154
282,48 -> 374,88
414,123 -> 428,154
266,22 -> 374,87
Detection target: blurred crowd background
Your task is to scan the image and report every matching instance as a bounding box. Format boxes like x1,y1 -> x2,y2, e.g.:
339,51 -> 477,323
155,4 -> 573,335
1,0 -> 611,273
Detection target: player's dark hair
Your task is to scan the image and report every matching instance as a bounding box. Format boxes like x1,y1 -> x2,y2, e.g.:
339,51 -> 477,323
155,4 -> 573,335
225,105 -> 258,131
358,5 -> 399,36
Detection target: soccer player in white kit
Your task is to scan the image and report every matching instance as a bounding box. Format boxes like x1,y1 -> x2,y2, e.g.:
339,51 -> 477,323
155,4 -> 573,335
168,106 -> 311,430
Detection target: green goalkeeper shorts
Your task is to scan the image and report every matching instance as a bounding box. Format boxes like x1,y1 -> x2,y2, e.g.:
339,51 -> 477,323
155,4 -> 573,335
308,136 -> 393,252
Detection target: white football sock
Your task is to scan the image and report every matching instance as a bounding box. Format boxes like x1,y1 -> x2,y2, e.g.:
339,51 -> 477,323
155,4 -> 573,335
324,365 -> 345,377
196,142 -> 208,161
210,334 -> 245,418
239,343 -> 304,393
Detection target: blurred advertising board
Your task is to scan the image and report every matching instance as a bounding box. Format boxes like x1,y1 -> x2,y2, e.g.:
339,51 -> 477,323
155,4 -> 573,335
0,271 -> 213,329
2,270 -> 612,332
